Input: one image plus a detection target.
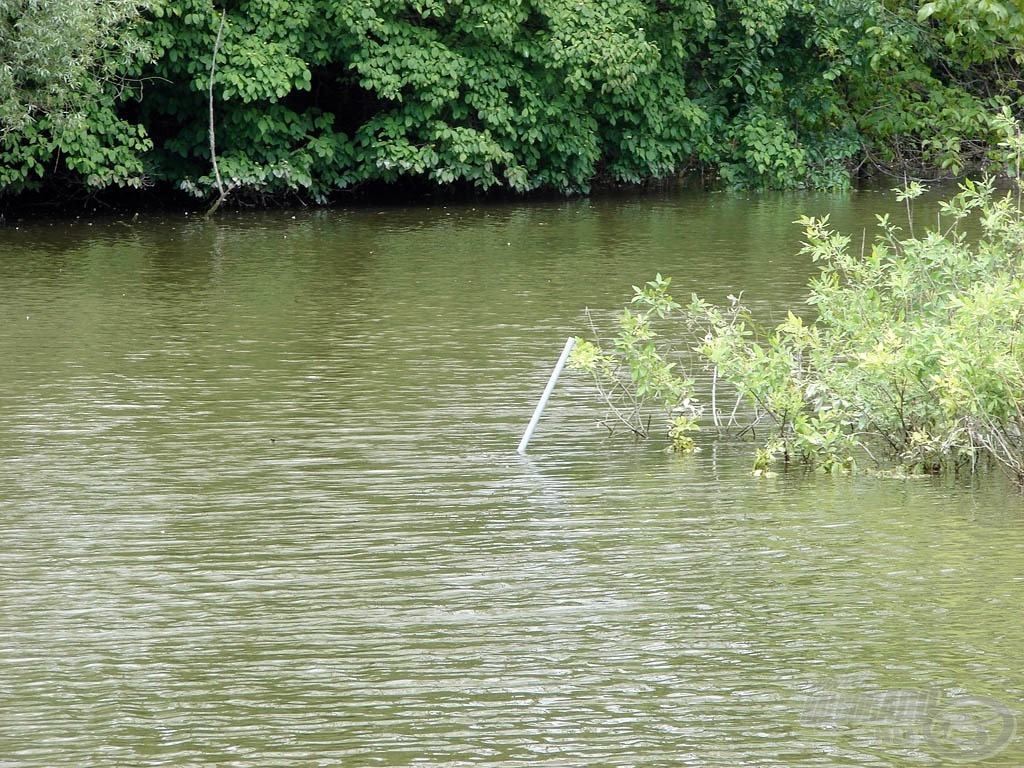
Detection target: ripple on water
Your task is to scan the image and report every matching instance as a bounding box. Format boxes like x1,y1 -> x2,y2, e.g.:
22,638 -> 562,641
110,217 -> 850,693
2,202 -> 1023,766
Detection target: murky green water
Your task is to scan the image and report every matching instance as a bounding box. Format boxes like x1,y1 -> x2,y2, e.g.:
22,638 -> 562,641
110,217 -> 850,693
1,190 -> 1022,767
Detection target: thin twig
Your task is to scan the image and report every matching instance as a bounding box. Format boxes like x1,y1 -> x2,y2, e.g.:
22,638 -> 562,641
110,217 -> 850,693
206,9 -> 228,218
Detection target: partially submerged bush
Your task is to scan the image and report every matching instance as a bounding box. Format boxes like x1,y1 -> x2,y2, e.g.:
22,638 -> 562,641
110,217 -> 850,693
570,274 -> 700,450
573,116 -> 1024,484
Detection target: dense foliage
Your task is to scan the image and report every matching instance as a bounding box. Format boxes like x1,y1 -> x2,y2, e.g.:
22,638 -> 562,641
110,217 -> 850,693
1,0 -> 1024,204
572,116 -> 1024,485
0,0 -> 152,193
0,0 -> 148,134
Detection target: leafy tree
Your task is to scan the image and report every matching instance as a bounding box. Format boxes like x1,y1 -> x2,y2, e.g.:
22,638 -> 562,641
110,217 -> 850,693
0,0 -> 149,134
0,0 -> 153,193
134,0 -> 1021,200
845,0 -> 1023,178
917,0 -> 1024,66
3,0 -> 1024,201
134,0 -> 714,201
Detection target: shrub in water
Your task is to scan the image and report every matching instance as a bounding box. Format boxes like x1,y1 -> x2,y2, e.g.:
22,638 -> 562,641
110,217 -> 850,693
574,114 -> 1024,484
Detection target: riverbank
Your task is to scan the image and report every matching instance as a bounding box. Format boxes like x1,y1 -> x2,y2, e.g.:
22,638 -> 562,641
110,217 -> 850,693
2,159 -> 983,226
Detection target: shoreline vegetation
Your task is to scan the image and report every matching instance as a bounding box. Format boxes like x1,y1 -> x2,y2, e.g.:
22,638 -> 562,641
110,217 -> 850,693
2,1 -> 1024,217
570,113 -> 1024,485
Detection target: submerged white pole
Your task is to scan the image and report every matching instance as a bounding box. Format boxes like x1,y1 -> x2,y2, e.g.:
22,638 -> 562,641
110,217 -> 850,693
517,336 -> 576,454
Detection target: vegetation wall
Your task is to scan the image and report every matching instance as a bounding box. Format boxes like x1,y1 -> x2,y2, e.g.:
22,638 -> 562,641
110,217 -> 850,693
2,0 -> 1023,205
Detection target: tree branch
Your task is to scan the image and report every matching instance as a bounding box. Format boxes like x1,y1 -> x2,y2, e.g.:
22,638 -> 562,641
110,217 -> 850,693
205,9 -> 228,218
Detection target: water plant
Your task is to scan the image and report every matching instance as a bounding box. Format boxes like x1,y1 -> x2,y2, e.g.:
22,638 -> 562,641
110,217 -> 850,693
573,113 -> 1024,484
569,274 -> 699,446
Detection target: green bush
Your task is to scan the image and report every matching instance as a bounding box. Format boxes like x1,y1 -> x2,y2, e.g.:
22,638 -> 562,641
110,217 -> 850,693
575,115 -> 1024,484
2,0 -> 1024,200
570,274 -> 698,446
0,0 -> 152,193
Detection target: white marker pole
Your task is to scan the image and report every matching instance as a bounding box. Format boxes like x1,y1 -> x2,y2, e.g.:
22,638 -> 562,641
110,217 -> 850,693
517,336 -> 576,454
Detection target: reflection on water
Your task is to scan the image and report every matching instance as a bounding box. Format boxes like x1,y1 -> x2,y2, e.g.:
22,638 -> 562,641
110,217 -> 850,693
1,189 -> 1022,766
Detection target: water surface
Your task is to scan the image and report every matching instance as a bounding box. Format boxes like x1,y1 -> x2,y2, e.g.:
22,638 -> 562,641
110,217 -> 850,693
1,189 -> 1022,766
